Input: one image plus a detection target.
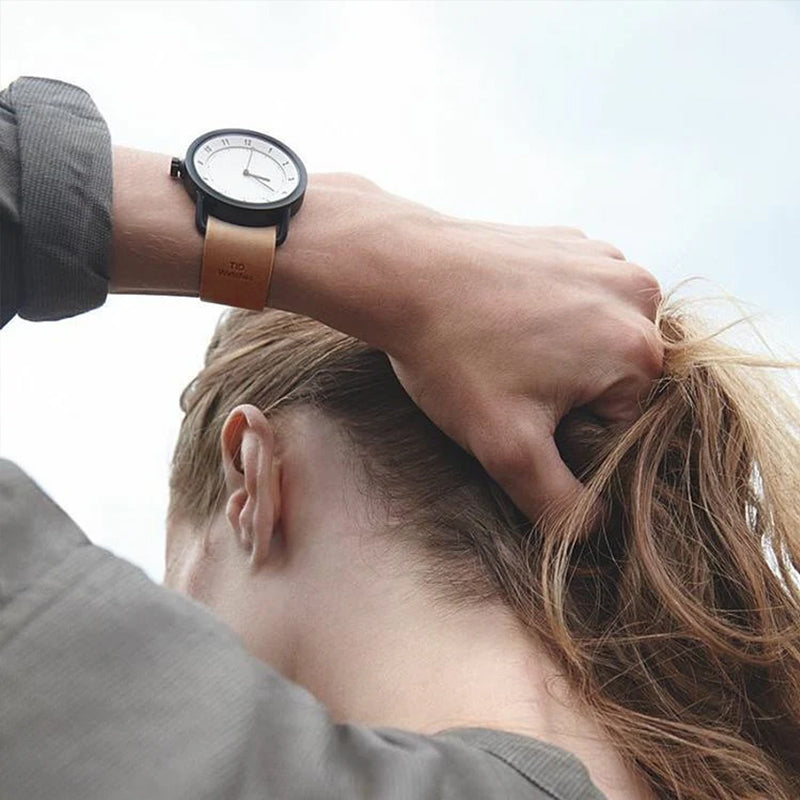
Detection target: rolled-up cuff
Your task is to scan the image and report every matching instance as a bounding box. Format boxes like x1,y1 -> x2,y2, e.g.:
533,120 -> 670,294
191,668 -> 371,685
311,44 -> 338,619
10,76 -> 111,321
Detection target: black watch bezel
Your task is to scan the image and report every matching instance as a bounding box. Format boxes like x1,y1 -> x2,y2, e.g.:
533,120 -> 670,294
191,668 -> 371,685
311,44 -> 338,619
172,128 -> 307,245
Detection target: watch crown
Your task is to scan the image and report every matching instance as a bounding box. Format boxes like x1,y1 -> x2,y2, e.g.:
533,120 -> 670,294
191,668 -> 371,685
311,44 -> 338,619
169,157 -> 182,178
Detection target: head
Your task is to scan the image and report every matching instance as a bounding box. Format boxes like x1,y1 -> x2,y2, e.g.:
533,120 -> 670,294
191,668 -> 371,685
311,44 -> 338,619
165,311 -> 530,682
167,302 -> 800,800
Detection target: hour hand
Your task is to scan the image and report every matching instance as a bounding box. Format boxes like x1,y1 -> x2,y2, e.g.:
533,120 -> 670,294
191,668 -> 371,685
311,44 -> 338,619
243,169 -> 274,190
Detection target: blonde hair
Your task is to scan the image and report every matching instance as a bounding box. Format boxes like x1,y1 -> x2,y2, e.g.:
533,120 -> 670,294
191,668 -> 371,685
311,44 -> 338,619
170,299 -> 800,799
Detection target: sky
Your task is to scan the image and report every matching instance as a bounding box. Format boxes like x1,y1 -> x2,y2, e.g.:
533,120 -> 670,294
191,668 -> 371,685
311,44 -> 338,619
1,0 -> 798,581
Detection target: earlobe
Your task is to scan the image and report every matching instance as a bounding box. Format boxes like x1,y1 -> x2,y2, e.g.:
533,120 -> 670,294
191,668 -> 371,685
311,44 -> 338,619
220,404 -> 281,567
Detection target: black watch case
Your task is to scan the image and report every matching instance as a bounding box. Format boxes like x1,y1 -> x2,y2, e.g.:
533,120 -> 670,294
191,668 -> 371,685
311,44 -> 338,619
170,128 -> 307,246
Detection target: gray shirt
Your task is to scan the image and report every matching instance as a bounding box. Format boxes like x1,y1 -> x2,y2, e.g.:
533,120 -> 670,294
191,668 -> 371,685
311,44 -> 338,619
0,76 -> 606,800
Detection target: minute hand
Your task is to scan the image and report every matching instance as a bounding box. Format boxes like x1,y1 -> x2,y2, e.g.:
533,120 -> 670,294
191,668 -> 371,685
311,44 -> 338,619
243,168 -> 275,190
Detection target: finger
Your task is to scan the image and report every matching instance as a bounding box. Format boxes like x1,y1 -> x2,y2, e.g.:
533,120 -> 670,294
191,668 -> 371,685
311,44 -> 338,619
588,375 -> 652,423
587,321 -> 665,422
474,413 -> 598,536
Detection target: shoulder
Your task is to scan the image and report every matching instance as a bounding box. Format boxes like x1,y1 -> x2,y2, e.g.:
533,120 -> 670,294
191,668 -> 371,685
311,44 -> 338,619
0,459 -> 89,606
0,460 -> 601,799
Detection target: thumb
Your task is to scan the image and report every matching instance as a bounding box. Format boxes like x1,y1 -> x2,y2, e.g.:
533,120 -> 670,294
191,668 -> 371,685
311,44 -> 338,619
474,410 -> 597,535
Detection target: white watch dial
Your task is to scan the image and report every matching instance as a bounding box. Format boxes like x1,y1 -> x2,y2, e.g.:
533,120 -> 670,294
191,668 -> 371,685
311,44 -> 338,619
192,132 -> 300,204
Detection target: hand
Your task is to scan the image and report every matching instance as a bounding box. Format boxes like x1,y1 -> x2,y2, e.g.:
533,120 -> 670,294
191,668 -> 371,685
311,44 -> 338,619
387,215 -> 663,523
272,175 -> 663,525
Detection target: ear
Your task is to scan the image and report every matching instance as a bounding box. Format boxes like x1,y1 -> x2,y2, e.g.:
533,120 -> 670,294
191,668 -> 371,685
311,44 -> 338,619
220,404 -> 281,568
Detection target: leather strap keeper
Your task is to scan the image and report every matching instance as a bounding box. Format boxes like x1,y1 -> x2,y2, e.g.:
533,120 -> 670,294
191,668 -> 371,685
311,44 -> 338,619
199,216 -> 277,310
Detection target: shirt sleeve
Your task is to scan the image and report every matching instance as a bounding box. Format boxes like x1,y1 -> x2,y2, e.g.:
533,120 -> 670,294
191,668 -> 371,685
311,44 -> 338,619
0,459 -> 568,800
0,77 -> 112,328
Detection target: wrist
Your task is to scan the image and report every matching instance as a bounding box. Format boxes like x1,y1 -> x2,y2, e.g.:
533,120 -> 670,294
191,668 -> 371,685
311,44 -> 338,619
109,157 -> 433,355
269,173 -> 434,352
110,146 -> 203,295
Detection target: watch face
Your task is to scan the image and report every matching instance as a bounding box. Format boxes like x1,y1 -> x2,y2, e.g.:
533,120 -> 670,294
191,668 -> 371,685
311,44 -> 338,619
190,131 -> 302,205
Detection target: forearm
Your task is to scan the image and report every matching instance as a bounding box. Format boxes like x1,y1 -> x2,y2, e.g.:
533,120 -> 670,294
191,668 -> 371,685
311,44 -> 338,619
110,147 -> 202,296
110,147 -> 423,352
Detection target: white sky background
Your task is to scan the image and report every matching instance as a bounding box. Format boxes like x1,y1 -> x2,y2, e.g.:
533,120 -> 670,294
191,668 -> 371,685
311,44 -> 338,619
0,0 -> 798,582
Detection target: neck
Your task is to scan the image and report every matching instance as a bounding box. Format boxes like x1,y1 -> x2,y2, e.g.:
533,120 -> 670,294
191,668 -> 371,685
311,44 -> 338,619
287,569 -> 651,800
296,592 -> 552,732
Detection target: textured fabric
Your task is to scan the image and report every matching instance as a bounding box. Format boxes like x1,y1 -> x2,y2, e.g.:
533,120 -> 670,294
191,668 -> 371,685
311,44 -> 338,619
0,88 -> 22,327
0,460 -> 606,800
0,76 -> 112,326
0,76 -> 607,798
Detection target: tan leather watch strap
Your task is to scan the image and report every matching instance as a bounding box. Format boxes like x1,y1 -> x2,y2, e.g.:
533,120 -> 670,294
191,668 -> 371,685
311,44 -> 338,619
199,216 -> 277,310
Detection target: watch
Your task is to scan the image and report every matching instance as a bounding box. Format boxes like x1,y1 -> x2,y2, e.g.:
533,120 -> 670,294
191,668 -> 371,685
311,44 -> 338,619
169,128 -> 307,310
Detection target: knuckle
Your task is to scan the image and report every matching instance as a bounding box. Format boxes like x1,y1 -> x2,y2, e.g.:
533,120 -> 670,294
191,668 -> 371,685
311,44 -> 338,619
549,226 -> 587,239
593,239 -> 626,260
565,226 -> 588,239
620,322 -> 664,377
628,263 -> 663,305
645,328 -> 666,375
